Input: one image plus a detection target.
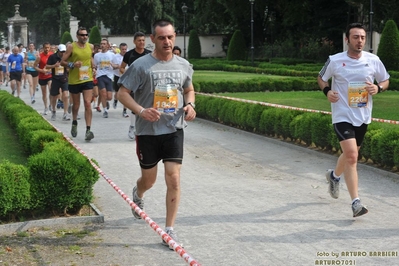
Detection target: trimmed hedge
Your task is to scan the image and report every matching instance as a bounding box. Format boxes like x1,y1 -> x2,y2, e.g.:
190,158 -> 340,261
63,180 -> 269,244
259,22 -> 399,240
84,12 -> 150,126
0,161 -> 30,217
196,93 -> 399,170
190,58 -> 399,91
28,140 -> 99,213
0,90 -> 100,220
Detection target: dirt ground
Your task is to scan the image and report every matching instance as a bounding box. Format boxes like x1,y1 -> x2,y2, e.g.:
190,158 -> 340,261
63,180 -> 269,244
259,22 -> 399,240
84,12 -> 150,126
0,223 -> 108,266
0,205 -> 108,266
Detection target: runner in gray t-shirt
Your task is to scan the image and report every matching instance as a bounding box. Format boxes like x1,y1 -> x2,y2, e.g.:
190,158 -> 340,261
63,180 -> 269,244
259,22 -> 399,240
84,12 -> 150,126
118,19 -> 196,249
118,52 -> 193,135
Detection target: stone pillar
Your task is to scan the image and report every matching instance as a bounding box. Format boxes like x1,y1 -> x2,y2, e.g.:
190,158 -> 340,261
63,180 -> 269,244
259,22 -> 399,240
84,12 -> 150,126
20,24 -> 28,47
68,5 -> 80,42
70,19 -> 80,41
5,4 -> 29,48
7,22 -> 14,48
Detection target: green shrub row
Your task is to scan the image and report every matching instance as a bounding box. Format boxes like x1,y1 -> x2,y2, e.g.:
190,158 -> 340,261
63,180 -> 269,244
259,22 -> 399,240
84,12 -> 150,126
0,91 -> 100,221
195,94 -> 399,169
196,78 -> 319,93
190,58 -> 399,91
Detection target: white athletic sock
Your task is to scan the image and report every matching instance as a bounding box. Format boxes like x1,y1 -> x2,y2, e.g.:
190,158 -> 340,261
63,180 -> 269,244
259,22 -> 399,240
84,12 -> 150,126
352,198 -> 360,204
332,171 -> 341,179
165,227 -> 173,232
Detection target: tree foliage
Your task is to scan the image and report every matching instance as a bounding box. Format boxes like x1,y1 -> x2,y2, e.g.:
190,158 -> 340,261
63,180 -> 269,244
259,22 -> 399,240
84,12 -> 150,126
188,29 -> 201,59
60,31 -> 73,45
1,0 -> 399,58
227,30 -> 246,61
377,20 -> 399,71
60,0 -> 70,38
89,26 -> 102,45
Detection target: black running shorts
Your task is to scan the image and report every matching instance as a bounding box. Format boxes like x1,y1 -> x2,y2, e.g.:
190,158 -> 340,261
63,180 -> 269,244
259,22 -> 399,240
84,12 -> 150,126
136,129 -> 184,169
333,122 -> 368,147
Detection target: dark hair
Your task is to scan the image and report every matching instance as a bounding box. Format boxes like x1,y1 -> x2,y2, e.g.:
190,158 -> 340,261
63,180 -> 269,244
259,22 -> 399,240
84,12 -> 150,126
17,43 -> 23,48
76,26 -> 87,35
120,42 -> 127,48
173,46 -> 181,53
345,23 -> 366,39
42,42 -> 50,47
133,32 -> 145,40
151,19 -> 174,35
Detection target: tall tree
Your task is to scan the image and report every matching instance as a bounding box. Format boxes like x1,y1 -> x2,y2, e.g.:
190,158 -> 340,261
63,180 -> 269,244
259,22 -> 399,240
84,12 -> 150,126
187,29 -> 201,59
227,30 -> 247,61
377,20 -> 399,71
60,0 -> 71,40
61,31 -> 74,44
89,26 -> 102,45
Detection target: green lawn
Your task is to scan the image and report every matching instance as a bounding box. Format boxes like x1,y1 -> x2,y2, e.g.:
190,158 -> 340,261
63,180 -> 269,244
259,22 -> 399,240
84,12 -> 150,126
216,91 -> 399,122
193,71 -> 399,122
0,112 -> 28,165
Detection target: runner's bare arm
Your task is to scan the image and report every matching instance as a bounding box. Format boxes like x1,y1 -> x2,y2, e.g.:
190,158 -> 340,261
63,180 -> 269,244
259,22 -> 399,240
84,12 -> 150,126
61,44 -> 73,67
119,61 -> 127,74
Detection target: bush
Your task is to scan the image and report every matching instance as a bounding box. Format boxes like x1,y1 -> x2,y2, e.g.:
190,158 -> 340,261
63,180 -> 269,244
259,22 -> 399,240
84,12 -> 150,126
377,20 -> 399,72
2,101 -> 38,127
393,143 -> 399,169
28,140 -> 99,213
16,116 -> 54,153
30,130 -> 65,155
280,110 -> 301,140
247,104 -> 266,132
206,97 -> 224,121
359,126 -> 383,161
259,108 -> 277,136
0,161 -> 30,218
188,29 -> 202,59
61,31 -> 74,44
289,113 -> 313,145
227,30 -> 247,61
377,130 -> 399,167
311,114 -> 332,149
370,130 -> 384,165
89,26 -> 101,45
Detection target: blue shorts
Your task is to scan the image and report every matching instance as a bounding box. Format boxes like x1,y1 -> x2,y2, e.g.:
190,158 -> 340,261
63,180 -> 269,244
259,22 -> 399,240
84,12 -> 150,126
97,76 -> 113,92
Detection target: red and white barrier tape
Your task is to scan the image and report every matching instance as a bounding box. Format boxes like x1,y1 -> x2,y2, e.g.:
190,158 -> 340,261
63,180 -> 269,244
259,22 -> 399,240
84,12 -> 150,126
198,92 -> 399,125
51,126 -> 201,266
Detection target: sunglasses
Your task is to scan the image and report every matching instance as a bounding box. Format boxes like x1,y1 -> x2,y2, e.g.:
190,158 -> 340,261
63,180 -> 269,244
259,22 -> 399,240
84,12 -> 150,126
78,34 -> 89,37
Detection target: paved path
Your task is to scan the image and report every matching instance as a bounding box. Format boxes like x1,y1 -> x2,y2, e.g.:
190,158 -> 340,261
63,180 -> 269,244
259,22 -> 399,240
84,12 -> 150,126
1,83 -> 399,266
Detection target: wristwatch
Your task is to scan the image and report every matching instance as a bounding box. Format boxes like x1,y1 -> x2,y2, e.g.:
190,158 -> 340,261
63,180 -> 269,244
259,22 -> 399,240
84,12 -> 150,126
187,102 -> 195,109
378,85 -> 383,93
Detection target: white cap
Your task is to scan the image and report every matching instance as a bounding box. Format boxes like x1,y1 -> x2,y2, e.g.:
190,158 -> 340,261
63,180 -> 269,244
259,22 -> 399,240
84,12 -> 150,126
58,44 -> 66,52
112,43 -> 117,47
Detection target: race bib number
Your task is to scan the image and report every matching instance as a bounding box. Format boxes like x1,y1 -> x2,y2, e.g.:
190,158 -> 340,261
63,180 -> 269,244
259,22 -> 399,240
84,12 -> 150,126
100,60 -> 110,70
348,82 -> 368,108
56,66 -> 64,76
79,66 -> 90,80
11,61 -> 16,69
28,60 -> 35,68
153,84 -> 178,113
